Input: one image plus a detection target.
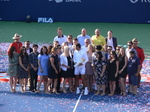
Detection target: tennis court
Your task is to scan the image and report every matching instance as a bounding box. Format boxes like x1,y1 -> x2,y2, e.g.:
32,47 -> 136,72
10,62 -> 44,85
0,21 -> 150,112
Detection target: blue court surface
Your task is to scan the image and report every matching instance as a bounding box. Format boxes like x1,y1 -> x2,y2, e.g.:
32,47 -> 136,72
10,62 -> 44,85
0,82 -> 150,112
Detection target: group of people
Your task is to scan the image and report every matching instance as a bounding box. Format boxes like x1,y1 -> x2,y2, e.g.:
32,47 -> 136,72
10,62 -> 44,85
7,27 -> 145,96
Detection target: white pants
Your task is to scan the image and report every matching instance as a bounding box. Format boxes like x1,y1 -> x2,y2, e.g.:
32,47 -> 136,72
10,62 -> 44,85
74,65 -> 86,75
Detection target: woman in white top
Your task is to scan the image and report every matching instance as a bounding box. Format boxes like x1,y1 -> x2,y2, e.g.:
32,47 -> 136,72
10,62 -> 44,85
60,46 -> 74,93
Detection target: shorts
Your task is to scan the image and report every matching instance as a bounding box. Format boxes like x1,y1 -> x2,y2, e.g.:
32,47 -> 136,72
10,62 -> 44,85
129,74 -> 138,86
74,65 -> 86,75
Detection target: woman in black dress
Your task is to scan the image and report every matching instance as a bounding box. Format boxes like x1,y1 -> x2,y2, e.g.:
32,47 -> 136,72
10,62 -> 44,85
118,47 -> 128,96
46,47 -> 60,94
18,46 -> 29,93
108,51 -> 119,96
60,46 -> 74,93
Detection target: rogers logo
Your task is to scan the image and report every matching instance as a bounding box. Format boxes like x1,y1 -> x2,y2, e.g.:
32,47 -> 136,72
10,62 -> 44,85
130,0 -> 150,3
49,0 -> 81,3
130,0 -> 138,3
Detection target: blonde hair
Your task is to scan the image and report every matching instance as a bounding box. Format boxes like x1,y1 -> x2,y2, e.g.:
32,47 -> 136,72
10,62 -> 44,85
87,44 -> 95,52
63,46 -> 70,57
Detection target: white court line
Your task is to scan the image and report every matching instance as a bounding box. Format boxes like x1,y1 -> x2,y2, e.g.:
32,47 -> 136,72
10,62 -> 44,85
73,90 -> 83,112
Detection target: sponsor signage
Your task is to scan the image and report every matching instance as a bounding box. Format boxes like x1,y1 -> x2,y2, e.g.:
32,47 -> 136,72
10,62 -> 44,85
38,17 -> 54,23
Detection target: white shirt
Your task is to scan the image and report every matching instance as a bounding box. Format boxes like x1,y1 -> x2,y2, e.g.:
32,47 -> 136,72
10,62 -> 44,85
53,35 -> 67,46
81,46 -> 88,52
107,37 -> 115,51
77,35 -> 91,46
126,48 -> 137,59
60,54 -> 72,71
26,49 -> 30,55
73,49 -> 88,65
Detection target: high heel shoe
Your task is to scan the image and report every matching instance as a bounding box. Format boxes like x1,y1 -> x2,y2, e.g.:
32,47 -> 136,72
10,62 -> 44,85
100,93 -> 106,96
123,91 -> 127,96
53,89 -> 59,94
69,88 -> 73,93
63,89 -> 67,94
94,92 -> 100,95
108,93 -> 114,96
120,90 -> 123,95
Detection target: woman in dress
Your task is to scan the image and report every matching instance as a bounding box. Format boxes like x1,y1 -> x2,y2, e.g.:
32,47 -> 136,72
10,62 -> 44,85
86,44 -> 94,92
7,47 -> 19,93
18,46 -> 29,93
60,46 -> 74,93
46,47 -> 60,94
48,45 -> 53,57
37,46 -> 49,93
92,51 -> 107,96
107,51 -> 119,96
118,47 -> 128,96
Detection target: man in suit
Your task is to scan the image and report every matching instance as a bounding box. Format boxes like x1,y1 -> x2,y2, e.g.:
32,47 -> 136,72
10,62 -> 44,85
105,31 -> 117,51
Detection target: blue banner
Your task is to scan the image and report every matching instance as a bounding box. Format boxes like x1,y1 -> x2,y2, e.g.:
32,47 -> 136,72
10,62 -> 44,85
0,0 -> 150,23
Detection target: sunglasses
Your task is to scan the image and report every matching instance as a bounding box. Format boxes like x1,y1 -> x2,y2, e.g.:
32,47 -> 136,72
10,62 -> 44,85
107,49 -> 112,50
128,45 -> 132,46
68,38 -> 72,39
116,49 -> 120,50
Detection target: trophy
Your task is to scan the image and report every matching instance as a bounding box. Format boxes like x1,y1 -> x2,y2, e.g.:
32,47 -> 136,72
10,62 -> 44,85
74,58 -> 85,67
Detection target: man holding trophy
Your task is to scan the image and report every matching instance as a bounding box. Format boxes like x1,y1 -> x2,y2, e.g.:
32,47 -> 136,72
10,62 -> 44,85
73,43 -> 89,95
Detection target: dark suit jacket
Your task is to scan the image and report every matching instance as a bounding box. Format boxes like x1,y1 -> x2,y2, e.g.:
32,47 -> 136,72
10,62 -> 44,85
105,37 -> 118,50
29,48 -> 33,53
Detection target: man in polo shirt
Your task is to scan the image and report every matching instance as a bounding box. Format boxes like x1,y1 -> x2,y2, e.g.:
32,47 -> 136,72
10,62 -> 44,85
77,28 -> 91,46
105,31 -> 117,51
91,29 -> 106,46
127,50 -> 140,96
53,27 -> 67,46
132,38 -> 145,88
73,43 -> 88,95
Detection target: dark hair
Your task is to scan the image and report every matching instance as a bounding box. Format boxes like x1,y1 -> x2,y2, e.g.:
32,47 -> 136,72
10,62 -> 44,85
57,45 -> 61,49
108,46 -> 112,49
48,45 -> 53,54
73,38 -> 78,42
40,46 -> 48,55
110,51 -> 117,59
20,46 -> 28,61
127,41 -> 133,45
76,43 -> 81,49
129,50 -> 135,54
95,45 -> 102,50
32,44 -> 38,48
25,41 -> 30,43
51,47 -> 58,53
96,51 -> 103,61
54,41 -> 59,43
8,47 -> 16,59
108,30 -> 113,33
68,35 -> 73,38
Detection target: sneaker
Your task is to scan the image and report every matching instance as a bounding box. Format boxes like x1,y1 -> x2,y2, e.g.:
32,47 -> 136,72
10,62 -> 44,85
84,87 -> 88,95
76,87 -> 80,94
132,93 -> 137,97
